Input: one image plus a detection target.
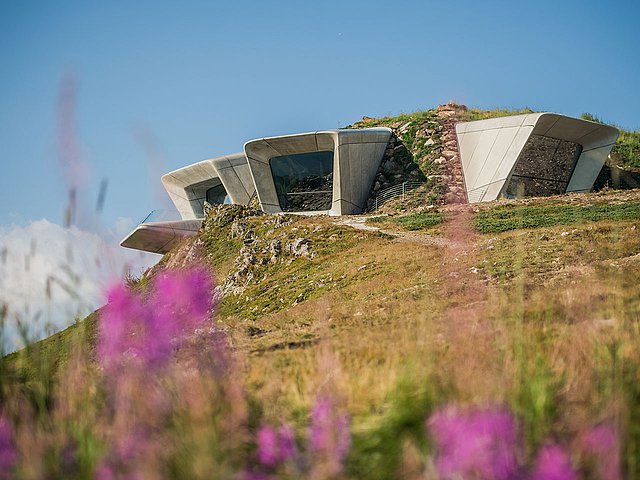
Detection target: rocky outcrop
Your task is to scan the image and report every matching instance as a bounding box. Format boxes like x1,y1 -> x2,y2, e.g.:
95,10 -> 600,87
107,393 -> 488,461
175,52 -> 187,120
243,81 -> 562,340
357,103 -> 470,212
435,103 -> 467,204
369,132 -> 426,197
206,207 -> 318,298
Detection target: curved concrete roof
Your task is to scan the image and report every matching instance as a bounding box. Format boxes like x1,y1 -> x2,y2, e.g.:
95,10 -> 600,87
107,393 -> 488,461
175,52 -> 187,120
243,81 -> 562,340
456,113 -> 619,202
161,152 -> 255,219
244,127 -> 392,215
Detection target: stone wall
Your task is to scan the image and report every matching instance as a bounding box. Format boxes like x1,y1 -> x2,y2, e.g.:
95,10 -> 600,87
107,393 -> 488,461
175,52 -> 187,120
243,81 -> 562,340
356,102 -> 469,212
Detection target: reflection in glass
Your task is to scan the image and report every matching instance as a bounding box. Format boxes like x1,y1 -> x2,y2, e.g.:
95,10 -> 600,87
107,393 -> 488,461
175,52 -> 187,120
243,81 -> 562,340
505,135 -> 583,198
270,151 -> 334,211
206,183 -> 230,205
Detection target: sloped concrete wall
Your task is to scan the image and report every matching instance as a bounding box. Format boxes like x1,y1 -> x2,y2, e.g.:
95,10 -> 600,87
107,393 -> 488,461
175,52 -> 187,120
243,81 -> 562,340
244,128 -> 391,215
161,153 -> 255,219
455,113 -> 619,203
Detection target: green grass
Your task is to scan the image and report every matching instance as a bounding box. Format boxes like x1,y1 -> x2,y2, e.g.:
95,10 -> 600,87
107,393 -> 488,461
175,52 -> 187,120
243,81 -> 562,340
582,112 -> 640,169
349,109 -> 442,174
460,106 -> 535,122
6,106 -> 640,477
367,212 -> 444,231
475,202 -> 640,233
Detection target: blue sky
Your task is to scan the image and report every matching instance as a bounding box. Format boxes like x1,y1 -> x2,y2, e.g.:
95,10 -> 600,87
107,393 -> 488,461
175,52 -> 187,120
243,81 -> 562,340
1,0 -> 639,228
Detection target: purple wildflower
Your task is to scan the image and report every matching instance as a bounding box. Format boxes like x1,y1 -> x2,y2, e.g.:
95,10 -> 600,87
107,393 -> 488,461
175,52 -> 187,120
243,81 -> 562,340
531,444 -> 577,480
98,283 -> 148,369
0,414 -> 17,478
583,424 -> 621,480
150,267 -> 213,334
257,424 -> 297,467
98,267 -> 214,371
94,463 -> 116,480
96,430 -> 149,480
257,426 -> 279,467
427,405 -> 520,480
308,396 -> 350,474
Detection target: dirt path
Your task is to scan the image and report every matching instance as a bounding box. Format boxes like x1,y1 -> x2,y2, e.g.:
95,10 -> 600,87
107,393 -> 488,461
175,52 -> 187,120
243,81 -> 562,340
334,216 -> 450,247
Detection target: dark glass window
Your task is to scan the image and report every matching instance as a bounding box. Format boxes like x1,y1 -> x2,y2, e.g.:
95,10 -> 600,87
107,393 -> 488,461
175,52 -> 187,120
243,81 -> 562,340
269,151 -> 334,211
505,135 -> 583,198
206,183 -> 230,205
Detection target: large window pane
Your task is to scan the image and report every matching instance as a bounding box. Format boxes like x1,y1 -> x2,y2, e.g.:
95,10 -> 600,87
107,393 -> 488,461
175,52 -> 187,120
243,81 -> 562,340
270,151 -> 334,211
206,183 -> 230,204
505,135 -> 583,198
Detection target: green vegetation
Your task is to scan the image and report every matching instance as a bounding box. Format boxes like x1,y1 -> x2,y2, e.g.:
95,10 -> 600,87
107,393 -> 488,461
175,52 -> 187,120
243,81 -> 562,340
460,106 -> 535,122
582,112 -> 640,169
367,211 -> 444,231
474,200 -> 640,233
4,189 -> 640,477
350,109 -> 443,175
4,105 -> 640,477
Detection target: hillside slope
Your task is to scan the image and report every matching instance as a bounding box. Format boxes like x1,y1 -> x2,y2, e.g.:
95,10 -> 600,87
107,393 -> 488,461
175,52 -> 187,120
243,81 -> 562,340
4,105 -> 640,478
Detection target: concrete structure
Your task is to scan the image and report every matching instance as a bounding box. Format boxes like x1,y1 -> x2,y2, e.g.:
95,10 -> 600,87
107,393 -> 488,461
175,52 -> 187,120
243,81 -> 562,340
119,211 -> 202,254
161,153 -> 255,219
456,113 -> 619,203
244,128 -> 392,215
121,114 -> 618,254
121,153 -> 255,253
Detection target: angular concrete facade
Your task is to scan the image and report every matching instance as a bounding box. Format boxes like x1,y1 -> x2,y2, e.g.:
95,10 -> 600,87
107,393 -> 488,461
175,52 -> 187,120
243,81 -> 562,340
120,219 -> 202,254
161,153 -> 256,220
456,113 -> 619,203
121,114 -> 619,254
244,128 -> 392,215
122,153 -> 255,253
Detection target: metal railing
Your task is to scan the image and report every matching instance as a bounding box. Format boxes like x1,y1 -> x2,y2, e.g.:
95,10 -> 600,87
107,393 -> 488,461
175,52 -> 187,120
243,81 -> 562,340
366,181 -> 427,212
140,209 -> 182,224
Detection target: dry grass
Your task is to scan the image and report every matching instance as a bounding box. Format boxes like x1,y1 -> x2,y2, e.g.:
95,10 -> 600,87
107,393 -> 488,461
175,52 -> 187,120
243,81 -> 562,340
196,190 -> 640,475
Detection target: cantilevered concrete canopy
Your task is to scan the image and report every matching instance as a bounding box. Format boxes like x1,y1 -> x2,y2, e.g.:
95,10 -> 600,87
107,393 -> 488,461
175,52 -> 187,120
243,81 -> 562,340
244,128 -> 392,215
161,153 -> 256,219
120,217 -> 202,254
456,113 -> 619,203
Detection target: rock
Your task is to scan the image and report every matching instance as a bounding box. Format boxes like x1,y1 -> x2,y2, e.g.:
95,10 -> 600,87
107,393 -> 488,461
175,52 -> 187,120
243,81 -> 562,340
243,229 -> 256,245
239,246 -> 256,266
424,138 -> 435,147
231,220 -> 249,238
398,122 -> 412,134
269,239 -> 282,257
289,238 -> 312,257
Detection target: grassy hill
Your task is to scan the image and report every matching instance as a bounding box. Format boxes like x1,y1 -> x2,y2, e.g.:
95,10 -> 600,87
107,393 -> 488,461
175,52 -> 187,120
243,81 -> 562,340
3,106 -> 640,478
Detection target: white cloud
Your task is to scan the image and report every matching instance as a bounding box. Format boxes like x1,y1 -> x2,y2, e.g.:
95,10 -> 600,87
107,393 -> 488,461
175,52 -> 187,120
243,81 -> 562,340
0,219 -> 159,352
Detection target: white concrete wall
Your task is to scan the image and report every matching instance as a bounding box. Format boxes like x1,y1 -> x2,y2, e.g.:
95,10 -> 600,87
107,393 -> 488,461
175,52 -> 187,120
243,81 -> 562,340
456,113 -> 619,202
161,153 -> 255,219
120,219 -> 202,254
244,128 -> 391,215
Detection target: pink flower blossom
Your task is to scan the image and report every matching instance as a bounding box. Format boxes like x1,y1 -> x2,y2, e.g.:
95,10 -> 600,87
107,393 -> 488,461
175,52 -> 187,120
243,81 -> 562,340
98,267 -> 214,371
257,424 -> 296,467
0,414 -> 17,479
531,444 -> 577,480
427,406 -> 520,480
583,424 -> 621,480
308,396 -> 350,474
